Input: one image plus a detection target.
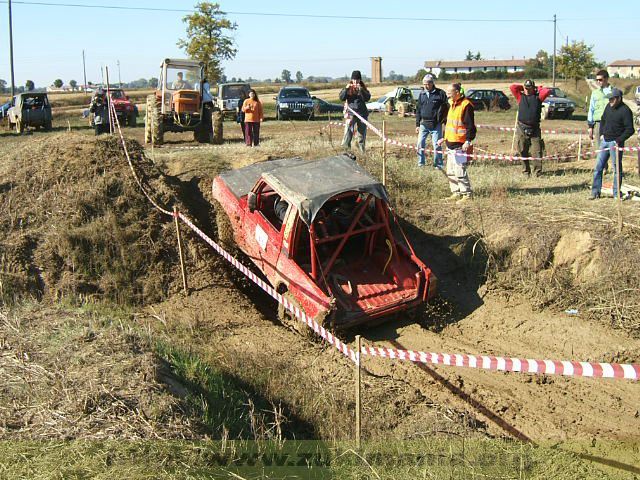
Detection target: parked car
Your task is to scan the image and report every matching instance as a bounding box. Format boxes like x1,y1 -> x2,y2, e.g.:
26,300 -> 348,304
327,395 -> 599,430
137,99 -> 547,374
366,95 -> 389,112
108,88 -> 138,127
0,98 -> 13,119
275,86 -> 315,120
541,87 -> 575,119
7,92 -> 52,133
466,89 -> 511,111
212,154 -> 437,331
311,96 -> 343,114
215,82 -> 251,119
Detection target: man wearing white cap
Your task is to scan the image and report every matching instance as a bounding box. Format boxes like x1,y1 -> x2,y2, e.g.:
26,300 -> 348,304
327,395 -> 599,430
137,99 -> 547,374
415,74 -> 448,168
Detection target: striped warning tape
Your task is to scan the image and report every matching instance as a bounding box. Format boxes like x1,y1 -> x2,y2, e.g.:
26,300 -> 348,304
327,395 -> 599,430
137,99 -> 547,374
476,124 -> 585,135
110,100 -> 639,381
361,346 -> 640,381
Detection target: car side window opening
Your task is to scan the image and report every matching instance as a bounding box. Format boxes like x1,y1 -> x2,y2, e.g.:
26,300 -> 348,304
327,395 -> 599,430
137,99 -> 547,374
254,184 -> 287,231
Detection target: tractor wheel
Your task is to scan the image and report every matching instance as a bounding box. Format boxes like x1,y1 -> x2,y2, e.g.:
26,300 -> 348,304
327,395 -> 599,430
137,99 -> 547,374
128,113 -> 137,128
145,94 -> 163,145
15,119 -> 24,134
211,109 -> 223,144
397,102 -> 407,117
44,119 -> 52,131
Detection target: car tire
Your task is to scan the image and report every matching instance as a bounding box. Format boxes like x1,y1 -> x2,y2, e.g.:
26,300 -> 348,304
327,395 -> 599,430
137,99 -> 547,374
276,109 -> 281,121
308,112 -> 315,121
44,119 -> 52,131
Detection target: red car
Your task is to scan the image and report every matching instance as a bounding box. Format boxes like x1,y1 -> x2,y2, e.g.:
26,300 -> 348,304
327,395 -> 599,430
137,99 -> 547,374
109,89 -> 138,126
212,155 -> 437,331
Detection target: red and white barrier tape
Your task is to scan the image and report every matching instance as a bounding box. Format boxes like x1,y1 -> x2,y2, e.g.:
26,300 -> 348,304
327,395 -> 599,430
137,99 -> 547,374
477,124 -> 584,135
362,346 -> 639,381
110,100 -> 638,381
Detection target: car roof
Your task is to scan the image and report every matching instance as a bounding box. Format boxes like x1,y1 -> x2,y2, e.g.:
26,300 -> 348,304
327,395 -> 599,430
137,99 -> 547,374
219,155 -> 388,226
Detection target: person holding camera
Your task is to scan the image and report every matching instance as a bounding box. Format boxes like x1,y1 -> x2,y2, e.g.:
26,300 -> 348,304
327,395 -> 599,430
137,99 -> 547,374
89,87 -> 109,136
510,79 -> 552,177
339,70 -> 371,153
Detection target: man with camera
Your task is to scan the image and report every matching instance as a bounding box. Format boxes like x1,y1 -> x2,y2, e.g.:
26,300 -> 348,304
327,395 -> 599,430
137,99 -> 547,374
88,87 -> 109,136
339,70 -> 371,153
510,79 -> 552,177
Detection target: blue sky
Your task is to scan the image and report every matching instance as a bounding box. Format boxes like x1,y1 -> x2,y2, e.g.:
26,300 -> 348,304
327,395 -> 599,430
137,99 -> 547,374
0,0 -> 638,88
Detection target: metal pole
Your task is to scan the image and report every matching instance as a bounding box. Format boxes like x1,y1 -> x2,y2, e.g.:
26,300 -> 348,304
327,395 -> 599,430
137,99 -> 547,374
616,145 -> 623,233
105,66 -> 113,134
117,60 -> 122,87
173,206 -> 189,295
82,50 -> 88,98
382,120 -> 386,186
328,111 -> 332,145
355,334 -> 362,450
552,14 -> 557,88
8,0 -> 16,97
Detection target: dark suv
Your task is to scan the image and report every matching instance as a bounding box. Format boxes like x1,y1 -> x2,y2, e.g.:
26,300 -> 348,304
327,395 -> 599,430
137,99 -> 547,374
466,89 -> 511,111
275,86 -> 315,120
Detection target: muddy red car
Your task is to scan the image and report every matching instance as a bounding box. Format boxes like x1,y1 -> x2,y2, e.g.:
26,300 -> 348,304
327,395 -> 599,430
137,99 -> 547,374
212,155 -> 436,331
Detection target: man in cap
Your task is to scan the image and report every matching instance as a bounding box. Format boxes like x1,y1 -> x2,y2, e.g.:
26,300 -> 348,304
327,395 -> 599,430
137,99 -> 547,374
88,86 -> 109,135
509,79 -> 552,177
415,74 -> 448,168
589,88 -> 635,200
339,70 -> 371,153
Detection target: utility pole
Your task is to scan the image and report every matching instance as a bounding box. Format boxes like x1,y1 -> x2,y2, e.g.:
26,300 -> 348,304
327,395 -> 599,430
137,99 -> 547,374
8,0 -> 16,96
117,60 -> 121,87
552,14 -> 557,87
82,50 -> 88,97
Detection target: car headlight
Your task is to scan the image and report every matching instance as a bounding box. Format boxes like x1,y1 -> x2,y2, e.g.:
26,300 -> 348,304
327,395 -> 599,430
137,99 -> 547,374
568,102 -> 575,107
279,103 -> 289,108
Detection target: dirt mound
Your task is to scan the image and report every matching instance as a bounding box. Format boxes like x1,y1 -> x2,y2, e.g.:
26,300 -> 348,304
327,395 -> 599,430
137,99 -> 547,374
0,132 -> 212,306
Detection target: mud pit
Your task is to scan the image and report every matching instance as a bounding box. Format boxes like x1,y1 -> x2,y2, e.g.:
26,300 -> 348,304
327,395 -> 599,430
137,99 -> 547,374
1,131 -> 638,473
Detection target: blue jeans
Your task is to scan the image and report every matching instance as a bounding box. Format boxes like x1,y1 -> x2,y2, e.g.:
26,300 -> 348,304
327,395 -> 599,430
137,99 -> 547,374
592,139 -> 624,198
416,124 -> 443,167
342,119 -> 367,152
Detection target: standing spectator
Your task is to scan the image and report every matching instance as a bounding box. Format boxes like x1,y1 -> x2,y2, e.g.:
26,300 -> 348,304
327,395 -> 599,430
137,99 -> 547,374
242,89 -> 263,147
339,70 -> 371,153
237,90 -> 247,141
588,69 -> 614,142
437,83 -> 476,202
510,79 -> 552,177
589,88 -> 635,200
415,74 -> 448,168
201,77 -> 214,111
89,87 -> 109,136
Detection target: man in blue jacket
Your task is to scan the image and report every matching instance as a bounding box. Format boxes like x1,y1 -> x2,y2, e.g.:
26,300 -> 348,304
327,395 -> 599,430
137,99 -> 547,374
415,74 -> 448,168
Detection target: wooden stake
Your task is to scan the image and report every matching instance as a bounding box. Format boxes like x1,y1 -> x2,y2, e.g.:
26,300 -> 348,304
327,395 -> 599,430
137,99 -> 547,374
355,334 -> 362,449
382,120 -> 387,186
327,111 -> 332,146
616,145 -> 623,233
510,108 -> 519,156
173,206 -> 189,295
105,66 -> 113,135
577,133 -> 582,161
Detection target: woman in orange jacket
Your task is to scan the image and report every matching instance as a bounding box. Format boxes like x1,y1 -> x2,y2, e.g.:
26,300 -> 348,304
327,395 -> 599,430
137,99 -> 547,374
242,89 -> 264,146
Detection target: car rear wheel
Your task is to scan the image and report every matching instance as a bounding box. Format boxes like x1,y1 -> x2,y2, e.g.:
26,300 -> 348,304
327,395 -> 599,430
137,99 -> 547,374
211,109 -> 223,144
145,94 -> 163,145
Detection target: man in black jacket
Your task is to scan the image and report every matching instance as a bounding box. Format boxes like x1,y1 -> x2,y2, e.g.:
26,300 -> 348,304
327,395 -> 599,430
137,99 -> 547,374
415,74 -> 448,168
590,88 -> 635,199
339,70 -> 371,153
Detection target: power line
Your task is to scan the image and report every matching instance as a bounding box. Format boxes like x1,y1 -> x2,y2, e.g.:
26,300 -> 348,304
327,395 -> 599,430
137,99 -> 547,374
1,1 -> 552,22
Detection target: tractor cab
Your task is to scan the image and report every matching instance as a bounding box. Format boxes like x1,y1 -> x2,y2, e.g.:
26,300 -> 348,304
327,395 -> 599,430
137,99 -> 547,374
158,59 -> 203,116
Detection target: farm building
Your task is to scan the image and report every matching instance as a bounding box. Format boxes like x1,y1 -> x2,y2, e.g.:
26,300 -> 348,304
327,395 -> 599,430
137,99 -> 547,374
607,59 -> 640,79
424,59 -> 528,77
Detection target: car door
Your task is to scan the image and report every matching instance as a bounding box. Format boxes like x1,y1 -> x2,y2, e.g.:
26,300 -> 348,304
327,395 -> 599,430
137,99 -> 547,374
244,181 -> 286,281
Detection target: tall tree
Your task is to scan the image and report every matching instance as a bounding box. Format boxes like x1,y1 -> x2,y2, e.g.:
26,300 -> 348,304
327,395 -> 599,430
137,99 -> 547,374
25,80 -> 35,91
149,77 -> 159,88
53,79 -> 63,88
557,41 -> 597,88
474,51 -> 482,61
295,71 -> 303,83
0,79 -> 6,93
281,69 -> 292,83
465,50 -> 474,61
69,80 -> 77,89
177,2 -> 237,82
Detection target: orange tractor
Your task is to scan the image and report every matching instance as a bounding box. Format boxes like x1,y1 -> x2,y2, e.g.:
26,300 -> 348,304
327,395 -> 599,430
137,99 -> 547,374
145,58 -> 223,145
